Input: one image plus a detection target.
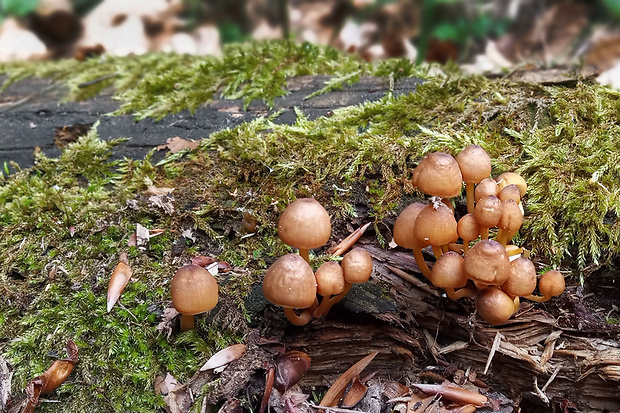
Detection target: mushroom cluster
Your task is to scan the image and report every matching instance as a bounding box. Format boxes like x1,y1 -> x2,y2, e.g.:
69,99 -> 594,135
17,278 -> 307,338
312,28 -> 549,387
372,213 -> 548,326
395,146 -> 565,325
263,198 -> 373,326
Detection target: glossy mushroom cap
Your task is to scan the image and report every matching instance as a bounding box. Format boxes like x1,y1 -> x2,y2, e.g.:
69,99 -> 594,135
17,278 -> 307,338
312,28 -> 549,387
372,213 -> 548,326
456,145 -> 492,184
413,202 -> 458,247
476,287 -> 515,325
341,248 -> 373,284
463,240 -> 510,286
499,184 -> 521,203
263,254 -> 317,309
278,198 -> 331,250
393,202 -> 426,249
457,214 -> 481,241
474,195 -> 503,228
497,172 -> 527,196
430,251 -> 467,289
474,178 -> 499,203
411,152 -> 463,198
171,265 -> 219,315
502,257 -> 537,297
538,270 -> 565,297
497,200 -> 524,233
315,261 -> 345,296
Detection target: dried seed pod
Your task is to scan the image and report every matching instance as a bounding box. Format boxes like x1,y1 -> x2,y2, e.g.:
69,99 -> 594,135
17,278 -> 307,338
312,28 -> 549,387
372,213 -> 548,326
274,350 -> 311,393
200,344 -> 247,371
107,252 -> 132,312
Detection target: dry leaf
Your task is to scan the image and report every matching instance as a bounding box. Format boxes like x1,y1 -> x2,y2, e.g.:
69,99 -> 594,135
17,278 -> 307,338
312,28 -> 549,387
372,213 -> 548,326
320,351 -> 378,407
23,340 -> 78,413
274,351 -> 311,393
136,223 -> 150,246
157,137 -> 200,153
200,344 -> 247,371
107,253 -> 132,312
156,307 -> 180,339
341,375 -> 368,408
191,256 -> 217,267
411,383 -> 487,407
148,195 -> 175,215
145,185 -> 175,196
155,372 -> 179,396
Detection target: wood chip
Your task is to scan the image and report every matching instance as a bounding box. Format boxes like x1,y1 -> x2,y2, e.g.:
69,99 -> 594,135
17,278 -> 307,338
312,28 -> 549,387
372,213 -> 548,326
484,332 -> 503,375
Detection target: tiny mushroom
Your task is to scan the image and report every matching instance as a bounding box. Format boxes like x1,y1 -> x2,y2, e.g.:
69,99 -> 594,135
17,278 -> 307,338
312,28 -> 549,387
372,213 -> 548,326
430,251 -> 475,300
413,201 -> 458,259
457,213 -> 480,254
476,286 -> 516,325
171,264 -> 219,332
314,248 -> 373,317
278,198 -> 332,264
463,240 -> 510,288
411,152 -> 463,198
393,202 -> 432,278
497,172 -> 527,197
526,270 -> 566,302
456,145 -> 492,213
496,199 -> 524,246
263,254 -> 318,325
474,195 -> 502,240
501,256 -> 537,298
474,177 -> 499,204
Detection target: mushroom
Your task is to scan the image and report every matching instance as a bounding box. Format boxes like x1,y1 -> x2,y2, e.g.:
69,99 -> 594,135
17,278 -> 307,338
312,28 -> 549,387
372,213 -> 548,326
171,264 -> 219,331
476,286 -> 516,325
501,256 -> 537,297
474,177 -> 499,204
525,270 -> 566,302
456,145 -> 492,213
457,213 -> 480,254
263,254 -> 317,325
278,198 -> 331,264
314,248 -> 373,317
430,251 -> 476,300
413,201 -> 458,259
495,199 -> 524,246
463,239 -> 510,287
411,152 -> 463,198
497,172 -> 527,197
393,202 -> 431,278
473,195 -> 502,240
499,183 -> 524,215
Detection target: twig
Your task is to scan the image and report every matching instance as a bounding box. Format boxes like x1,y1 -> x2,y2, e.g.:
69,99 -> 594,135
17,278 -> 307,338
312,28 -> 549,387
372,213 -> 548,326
541,367 -> 561,393
307,402 -> 367,413
484,332 -> 503,375
77,73 -> 118,88
386,265 -> 440,297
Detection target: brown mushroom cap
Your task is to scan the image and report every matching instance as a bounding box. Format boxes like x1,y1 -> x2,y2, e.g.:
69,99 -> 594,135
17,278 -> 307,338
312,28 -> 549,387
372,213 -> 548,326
497,200 -> 524,233
457,213 -> 481,241
474,178 -> 499,203
263,254 -> 317,309
474,195 -> 503,228
171,264 -> 219,315
430,251 -> 467,289
393,202 -> 426,249
502,257 -> 537,297
497,172 -> 527,196
413,202 -> 458,247
341,248 -> 373,284
411,152 -> 463,198
498,184 -> 521,203
456,145 -> 492,184
463,240 -> 510,286
315,261 -> 345,296
476,287 -> 515,325
278,198 -> 331,250
538,270 -> 565,297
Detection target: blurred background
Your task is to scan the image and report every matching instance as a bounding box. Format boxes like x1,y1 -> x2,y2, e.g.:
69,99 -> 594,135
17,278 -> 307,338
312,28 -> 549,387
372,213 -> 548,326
1,0 -> 620,84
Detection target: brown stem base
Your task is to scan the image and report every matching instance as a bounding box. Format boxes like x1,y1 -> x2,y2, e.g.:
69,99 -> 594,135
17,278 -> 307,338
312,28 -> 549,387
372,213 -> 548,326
445,287 -> 477,301
180,314 -> 195,332
313,282 -> 353,318
283,307 -> 314,326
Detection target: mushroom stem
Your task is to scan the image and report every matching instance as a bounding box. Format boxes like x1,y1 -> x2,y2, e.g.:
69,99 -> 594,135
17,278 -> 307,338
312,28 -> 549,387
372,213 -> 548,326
313,282 -> 353,318
448,243 -> 464,254
432,245 -> 443,259
412,248 -> 432,279
180,314 -> 195,332
445,287 -> 477,300
283,307 -> 314,326
480,227 -> 489,240
299,248 -> 310,264
259,366 -> 275,413
523,294 -> 551,302
441,244 -> 450,253
465,182 -> 475,214
463,240 -> 471,254
496,229 -> 507,246
513,296 -> 520,313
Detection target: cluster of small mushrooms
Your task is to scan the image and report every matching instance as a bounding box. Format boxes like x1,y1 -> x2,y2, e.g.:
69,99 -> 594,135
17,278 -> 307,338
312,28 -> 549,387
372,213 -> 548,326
263,198 -> 374,326
394,145 -> 565,325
